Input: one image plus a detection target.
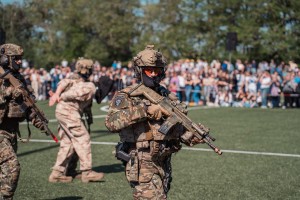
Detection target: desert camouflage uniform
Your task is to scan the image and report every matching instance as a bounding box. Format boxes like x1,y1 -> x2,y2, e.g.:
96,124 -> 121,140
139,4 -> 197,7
0,44 -> 46,200
51,77 -> 96,173
106,84 -> 188,200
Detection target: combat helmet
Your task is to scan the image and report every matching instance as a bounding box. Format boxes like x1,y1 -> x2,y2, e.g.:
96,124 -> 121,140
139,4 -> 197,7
0,43 -> 24,71
132,45 -> 167,84
75,58 -> 93,80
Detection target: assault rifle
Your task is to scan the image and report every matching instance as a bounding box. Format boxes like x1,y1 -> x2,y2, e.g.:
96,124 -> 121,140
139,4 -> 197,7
0,67 -> 58,143
129,83 -> 222,155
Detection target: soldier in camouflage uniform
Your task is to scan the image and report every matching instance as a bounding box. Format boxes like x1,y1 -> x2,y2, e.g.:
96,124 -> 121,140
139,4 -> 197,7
48,58 -> 104,183
0,43 -> 47,200
105,45 -> 203,199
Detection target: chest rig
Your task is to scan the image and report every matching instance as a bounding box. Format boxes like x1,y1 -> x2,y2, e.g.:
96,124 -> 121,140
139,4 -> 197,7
0,78 -> 27,123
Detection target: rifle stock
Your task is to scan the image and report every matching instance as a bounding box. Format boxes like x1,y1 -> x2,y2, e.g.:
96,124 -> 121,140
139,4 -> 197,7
0,67 -> 58,143
130,84 -> 222,155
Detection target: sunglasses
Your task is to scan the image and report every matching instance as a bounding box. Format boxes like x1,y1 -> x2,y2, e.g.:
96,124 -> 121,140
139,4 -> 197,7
143,67 -> 163,76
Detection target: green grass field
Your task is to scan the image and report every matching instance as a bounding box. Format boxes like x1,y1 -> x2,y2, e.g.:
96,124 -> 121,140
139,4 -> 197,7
13,101 -> 300,200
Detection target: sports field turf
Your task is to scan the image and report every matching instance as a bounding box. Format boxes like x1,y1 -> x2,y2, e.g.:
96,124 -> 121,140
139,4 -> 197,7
13,101 -> 300,200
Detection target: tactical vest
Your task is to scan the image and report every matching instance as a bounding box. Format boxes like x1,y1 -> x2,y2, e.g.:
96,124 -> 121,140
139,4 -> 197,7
0,79 -> 26,124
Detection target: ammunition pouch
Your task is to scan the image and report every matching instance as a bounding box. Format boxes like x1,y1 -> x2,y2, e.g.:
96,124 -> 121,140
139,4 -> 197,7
7,100 -> 27,118
0,130 -> 16,142
150,140 -> 160,156
150,140 -> 181,159
126,150 -> 139,183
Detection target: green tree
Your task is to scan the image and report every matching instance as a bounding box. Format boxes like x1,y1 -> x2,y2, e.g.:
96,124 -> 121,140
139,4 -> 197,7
23,0 -> 139,67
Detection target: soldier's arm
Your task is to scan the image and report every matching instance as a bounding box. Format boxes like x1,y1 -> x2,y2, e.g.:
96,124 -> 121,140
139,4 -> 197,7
180,131 -> 204,146
49,79 -> 74,106
105,92 -> 148,133
27,108 -> 46,132
60,82 -> 96,102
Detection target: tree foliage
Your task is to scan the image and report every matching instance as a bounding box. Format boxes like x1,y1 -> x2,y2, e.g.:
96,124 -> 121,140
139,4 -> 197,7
1,0 -> 300,67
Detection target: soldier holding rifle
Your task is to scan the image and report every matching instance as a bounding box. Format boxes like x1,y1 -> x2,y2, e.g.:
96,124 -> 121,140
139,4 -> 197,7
0,43 -> 56,200
105,45 -> 222,199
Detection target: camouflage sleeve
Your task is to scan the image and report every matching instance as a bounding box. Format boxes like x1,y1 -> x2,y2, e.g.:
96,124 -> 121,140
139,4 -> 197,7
28,109 -> 46,131
60,82 -> 96,102
57,79 -> 74,92
105,92 -> 148,133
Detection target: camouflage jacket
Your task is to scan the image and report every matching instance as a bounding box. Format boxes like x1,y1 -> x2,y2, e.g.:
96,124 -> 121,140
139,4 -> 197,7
56,78 -> 96,119
105,84 -> 187,142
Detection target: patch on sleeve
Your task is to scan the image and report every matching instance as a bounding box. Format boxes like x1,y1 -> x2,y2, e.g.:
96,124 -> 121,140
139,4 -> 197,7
113,94 -> 127,108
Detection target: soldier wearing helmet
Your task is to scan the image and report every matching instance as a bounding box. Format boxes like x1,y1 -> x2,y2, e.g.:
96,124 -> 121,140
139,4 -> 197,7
0,43 -> 48,199
0,43 -> 23,72
48,58 -> 104,183
105,45 -> 203,199
132,44 -> 167,88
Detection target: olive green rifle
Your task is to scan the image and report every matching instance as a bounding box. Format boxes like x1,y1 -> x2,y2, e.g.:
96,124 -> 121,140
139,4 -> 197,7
129,83 -> 222,155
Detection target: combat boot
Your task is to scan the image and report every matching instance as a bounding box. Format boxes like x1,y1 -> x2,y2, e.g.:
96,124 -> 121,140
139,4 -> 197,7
48,170 -> 73,183
81,170 -> 104,183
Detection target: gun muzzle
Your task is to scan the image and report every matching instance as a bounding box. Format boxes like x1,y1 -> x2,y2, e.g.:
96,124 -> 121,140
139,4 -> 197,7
214,148 -> 222,155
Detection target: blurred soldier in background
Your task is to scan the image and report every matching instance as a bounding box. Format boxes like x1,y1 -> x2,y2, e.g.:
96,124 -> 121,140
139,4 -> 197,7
48,58 -> 104,183
0,43 -> 48,200
105,45 -> 204,199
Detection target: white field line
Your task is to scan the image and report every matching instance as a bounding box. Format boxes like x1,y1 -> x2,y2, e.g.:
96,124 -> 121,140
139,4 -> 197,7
29,139 -> 300,158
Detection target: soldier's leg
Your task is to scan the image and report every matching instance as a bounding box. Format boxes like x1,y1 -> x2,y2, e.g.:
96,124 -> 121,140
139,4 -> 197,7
52,127 -> 75,172
49,128 -> 74,183
0,138 -> 20,200
69,124 -> 92,171
69,122 -> 104,182
133,174 -> 166,200
128,149 -> 167,200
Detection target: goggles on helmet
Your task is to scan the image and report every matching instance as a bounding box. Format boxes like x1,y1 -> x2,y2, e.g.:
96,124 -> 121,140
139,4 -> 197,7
142,67 -> 163,77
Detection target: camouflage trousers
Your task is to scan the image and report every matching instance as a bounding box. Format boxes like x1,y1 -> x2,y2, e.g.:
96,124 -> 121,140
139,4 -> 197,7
0,135 -> 20,200
126,149 -> 167,200
133,174 -> 166,200
52,113 -> 92,173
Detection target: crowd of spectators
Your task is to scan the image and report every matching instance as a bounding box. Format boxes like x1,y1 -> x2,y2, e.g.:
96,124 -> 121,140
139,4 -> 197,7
20,58 -> 300,109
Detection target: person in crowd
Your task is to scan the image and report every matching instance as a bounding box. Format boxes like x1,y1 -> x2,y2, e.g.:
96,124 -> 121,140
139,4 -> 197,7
259,71 -> 272,108
184,73 -> 193,105
18,56 -> 300,110
192,72 -> 202,105
269,72 -> 281,108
